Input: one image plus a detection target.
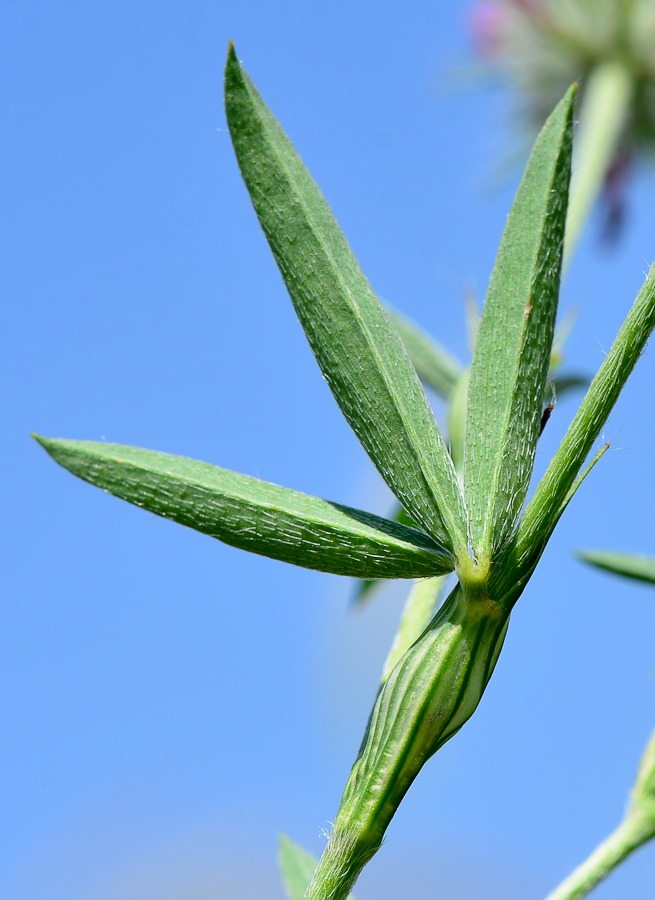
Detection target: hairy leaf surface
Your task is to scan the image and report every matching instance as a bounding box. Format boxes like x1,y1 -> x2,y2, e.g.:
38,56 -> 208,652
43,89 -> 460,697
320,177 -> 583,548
464,86 -> 575,561
35,437 -> 454,580
224,44 -> 467,555
517,262 -> 655,571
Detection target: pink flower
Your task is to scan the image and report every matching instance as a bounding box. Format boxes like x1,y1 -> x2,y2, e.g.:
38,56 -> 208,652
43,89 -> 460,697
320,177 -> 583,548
468,1 -> 506,57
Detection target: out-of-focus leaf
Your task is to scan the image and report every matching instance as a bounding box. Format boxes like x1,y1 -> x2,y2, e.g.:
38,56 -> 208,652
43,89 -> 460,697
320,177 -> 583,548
463,283 -> 479,354
565,61 -> 633,264
576,550 -> 655,586
278,835 -> 355,900
352,577 -> 380,607
447,368 -> 469,475
386,306 -> 462,399
278,836 -> 316,900
464,86 -> 575,563
550,307 -> 578,371
224,45 -> 468,556
381,575 -> 449,682
551,373 -> 590,399
35,437 -> 455,580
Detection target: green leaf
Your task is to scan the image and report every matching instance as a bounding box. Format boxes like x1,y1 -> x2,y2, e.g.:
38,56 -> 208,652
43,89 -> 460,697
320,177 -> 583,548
576,550 -> 655,586
447,368 -> 469,475
224,44 -> 468,557
278,835 -> 318,900
278,835 -> 355,900
491,443 -> 610,610
34,437 -> 455,580
564,61 -> 633,266
352,577 -> 380,607
550,373 -> 589,399
550,307 -> 578,371
464,86 -> 575,563
517,262 -> 655,572
385,306 -> 462,398
463,283 -> 479,354
352,503 -> 423,607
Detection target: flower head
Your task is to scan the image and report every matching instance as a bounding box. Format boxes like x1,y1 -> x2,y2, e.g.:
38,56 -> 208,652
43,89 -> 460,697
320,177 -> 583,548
470,0 -> 655,245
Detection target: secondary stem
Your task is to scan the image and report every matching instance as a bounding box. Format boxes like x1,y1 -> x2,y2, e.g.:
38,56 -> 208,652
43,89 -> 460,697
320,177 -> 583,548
544,811 -> 655,900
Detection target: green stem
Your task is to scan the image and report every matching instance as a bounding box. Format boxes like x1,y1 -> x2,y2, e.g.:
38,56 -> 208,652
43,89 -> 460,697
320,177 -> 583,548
544,812 -> 655,900
564,61 -> 633,267
303,584 -> 509,900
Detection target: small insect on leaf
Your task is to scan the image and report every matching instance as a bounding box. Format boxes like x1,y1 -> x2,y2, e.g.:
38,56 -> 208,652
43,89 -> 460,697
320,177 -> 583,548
540,400 -> 555,435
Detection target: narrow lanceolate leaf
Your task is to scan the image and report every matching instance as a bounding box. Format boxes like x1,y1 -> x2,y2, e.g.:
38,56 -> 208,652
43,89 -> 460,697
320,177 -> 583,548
385,306 -> 462,399
279,836 -> 317,900
516,262 -> 655,574
34,437 -> 454,580
550,373 -> 589,400
491,443 -> 610,611
224,45 -> 467,557
464,86 -> 575,563
352,503 -> 423,607
278,835 -> 355,900
576,550 -> 655,586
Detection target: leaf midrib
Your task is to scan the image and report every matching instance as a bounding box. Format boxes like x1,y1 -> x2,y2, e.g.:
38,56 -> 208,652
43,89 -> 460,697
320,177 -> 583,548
478,270 -> 542,557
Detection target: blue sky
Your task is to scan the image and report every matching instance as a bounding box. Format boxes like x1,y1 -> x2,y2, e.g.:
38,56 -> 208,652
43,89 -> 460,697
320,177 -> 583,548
2,1 -> 655,898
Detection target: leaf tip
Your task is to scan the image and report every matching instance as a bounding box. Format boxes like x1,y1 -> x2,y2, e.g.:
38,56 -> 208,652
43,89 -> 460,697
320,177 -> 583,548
32,432 -> 53,452
225,40 -> 240,84
547,81 -> 577,133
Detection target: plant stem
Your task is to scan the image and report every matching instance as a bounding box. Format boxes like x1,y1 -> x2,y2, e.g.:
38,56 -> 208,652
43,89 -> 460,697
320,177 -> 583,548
544,811 -> 655,900
303,584 -> 509,900
564,61 -> 633,267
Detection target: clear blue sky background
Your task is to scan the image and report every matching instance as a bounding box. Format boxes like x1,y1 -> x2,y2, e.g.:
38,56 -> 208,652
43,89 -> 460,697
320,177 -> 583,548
3,1 -> 655,898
